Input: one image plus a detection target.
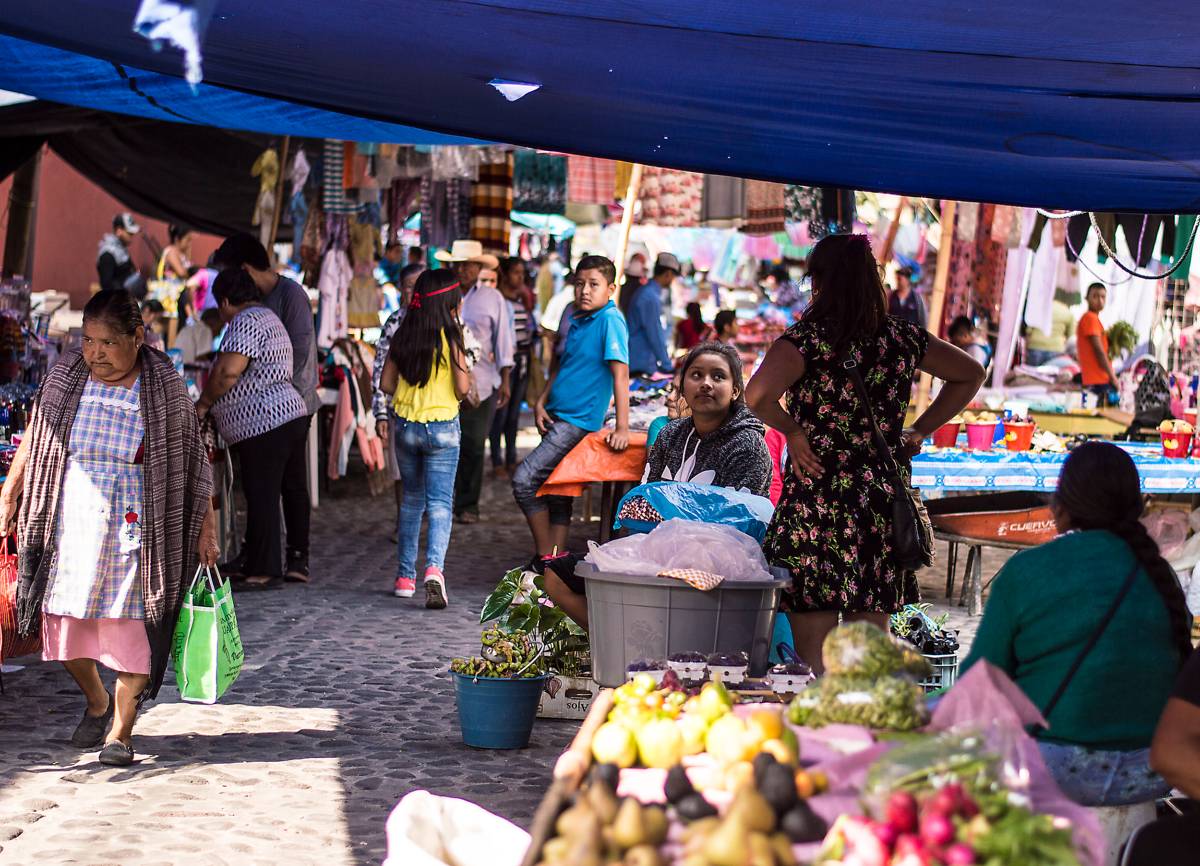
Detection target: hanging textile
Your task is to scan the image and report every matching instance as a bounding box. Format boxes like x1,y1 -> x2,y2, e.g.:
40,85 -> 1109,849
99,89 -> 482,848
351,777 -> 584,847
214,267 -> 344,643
385,177 -> 422,241
323,139 -> 357,215
286,147 -> 310,228
944,203 -> 978,327
567,156 -> 616,205
955,201 -> 979,242
420,178 -> 471,248
396,146 -> 432,178
991,208 -> 1037,388
250,146 -> 279,246
784,185 -> 820,225
299,203 -> 324,280
742,180 -> 786,236
348,216 -> 382,329
701,175 -> 746,223
637,166 -> 703,227
513,151 -> 566,214
470,152 -> 513,256
990,205 -> 1015,246
431,145 -> 481,181
317,215 -> 352,348
972,204 -> 1007,323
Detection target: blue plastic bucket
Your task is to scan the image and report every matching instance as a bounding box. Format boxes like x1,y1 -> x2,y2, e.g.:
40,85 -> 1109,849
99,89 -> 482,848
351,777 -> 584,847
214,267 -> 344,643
453,673 -> 550,749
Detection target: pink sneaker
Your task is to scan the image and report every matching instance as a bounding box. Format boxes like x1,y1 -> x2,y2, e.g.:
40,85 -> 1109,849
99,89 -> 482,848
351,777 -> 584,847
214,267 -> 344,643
424,567 -> 448,609
393,576 -> 416,598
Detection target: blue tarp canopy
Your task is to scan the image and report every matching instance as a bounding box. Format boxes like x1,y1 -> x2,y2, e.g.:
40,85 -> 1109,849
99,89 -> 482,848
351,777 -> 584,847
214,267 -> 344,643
1,2 -> 1199,211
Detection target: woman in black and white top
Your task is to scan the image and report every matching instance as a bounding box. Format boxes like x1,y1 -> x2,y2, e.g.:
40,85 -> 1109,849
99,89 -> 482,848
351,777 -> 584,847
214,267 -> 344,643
197,268 -> 307,589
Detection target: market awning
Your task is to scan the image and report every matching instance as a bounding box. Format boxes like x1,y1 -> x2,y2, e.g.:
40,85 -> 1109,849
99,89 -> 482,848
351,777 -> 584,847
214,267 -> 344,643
1,3 -> 1200,211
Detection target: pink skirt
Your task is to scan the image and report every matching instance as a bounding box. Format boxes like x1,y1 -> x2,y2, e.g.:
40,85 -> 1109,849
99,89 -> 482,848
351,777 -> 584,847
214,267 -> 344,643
42,614 -> 150,675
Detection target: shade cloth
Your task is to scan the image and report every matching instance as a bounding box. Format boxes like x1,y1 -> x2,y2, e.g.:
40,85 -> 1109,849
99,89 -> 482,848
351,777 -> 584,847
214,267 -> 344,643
537,431 -> 647,498
2,3 -> 1200,211
911,441 -> 1200,494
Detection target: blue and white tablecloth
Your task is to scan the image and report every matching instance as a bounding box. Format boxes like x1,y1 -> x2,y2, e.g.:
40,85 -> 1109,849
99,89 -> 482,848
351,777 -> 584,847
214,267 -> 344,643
911,441 -> 1200,494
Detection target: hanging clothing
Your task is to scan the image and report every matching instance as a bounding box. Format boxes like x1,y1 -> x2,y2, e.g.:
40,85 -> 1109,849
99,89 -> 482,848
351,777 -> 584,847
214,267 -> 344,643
742,180 -> 786,236
567,156 -> 617,205
251,146 -> 280,244
322,139 -> 357,215
420,178 -> 471,248
431,146 -> 481,181
317,247 -> 352,348
638,166 -> 703,227
512,151 -> 567,214
386,177 -> 422,239
701,175 -> 746,223
470,153 -> 513,256
785,185 -> 820,225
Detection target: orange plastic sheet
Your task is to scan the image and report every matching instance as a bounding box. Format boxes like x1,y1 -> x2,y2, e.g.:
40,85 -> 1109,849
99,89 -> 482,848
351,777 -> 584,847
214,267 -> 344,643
537,431 -> 648,498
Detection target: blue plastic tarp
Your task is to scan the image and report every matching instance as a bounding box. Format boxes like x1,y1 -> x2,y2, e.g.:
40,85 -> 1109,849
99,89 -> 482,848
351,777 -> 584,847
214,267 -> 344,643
2,2 -> 1200,210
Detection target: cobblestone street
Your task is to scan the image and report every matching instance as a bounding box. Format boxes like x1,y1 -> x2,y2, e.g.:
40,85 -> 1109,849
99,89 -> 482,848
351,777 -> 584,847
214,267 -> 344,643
0,450 -> 1001,865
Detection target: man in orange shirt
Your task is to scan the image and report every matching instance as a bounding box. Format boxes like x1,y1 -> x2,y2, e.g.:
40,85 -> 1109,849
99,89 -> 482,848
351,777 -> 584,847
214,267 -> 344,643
1077,282 -> 1118,397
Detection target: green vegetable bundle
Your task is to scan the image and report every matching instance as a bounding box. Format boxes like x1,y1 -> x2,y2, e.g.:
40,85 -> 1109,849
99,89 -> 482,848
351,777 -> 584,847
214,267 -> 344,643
822,621 -> 932,679
787,675 -> 929,731
450,626 -> 545,678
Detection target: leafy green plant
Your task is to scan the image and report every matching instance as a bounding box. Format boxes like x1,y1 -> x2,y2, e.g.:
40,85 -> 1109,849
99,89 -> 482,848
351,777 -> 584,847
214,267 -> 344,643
1107,320 -> 1137,359
480,567 -> 590,678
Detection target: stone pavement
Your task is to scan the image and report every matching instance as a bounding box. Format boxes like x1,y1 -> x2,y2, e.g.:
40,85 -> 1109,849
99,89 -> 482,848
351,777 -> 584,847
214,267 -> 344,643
0,442 -> 1011,865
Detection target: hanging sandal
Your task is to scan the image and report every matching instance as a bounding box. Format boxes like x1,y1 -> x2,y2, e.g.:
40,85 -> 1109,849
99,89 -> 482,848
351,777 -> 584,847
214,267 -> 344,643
70,691 -> 114,748
98,741 -> 135,767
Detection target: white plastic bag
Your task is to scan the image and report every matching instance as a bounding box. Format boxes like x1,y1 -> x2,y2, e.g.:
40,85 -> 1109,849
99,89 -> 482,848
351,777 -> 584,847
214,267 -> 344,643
384,790 -> 530,866
585,518 -> 773,581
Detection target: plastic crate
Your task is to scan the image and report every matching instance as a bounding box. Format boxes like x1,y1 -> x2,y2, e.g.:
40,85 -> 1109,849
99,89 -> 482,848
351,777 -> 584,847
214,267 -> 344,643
920,652 -> 959,693
578,562 -> 788,687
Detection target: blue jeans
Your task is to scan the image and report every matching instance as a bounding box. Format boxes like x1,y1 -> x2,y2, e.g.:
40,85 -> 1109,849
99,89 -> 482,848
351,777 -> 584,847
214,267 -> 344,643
1038,741 -> 1170,806
394,417 -> 461,578
512,416 -> 590,526
1024,348 -> 1061,366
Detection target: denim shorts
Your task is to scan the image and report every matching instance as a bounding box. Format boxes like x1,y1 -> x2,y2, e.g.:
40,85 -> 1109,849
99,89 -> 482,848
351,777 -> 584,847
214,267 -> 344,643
1038,740 -> 1171,806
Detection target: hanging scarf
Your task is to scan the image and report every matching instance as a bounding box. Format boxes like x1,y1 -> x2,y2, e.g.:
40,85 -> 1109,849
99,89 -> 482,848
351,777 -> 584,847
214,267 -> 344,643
17,347 -> 212,699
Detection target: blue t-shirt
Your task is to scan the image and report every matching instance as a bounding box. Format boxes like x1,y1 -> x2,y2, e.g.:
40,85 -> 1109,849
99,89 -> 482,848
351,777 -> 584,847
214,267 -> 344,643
546,301 -> 629,431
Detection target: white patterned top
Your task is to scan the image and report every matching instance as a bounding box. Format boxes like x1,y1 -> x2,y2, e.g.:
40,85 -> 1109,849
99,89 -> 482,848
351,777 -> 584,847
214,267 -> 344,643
211,305 -> 306,445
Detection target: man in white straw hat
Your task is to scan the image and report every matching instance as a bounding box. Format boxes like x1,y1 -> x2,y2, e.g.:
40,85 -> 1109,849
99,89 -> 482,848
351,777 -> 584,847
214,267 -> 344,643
434,240 -> 514,524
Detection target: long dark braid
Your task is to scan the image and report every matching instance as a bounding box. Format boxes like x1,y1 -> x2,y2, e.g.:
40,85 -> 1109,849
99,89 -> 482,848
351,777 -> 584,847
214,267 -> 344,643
1054,441 -> 1193,664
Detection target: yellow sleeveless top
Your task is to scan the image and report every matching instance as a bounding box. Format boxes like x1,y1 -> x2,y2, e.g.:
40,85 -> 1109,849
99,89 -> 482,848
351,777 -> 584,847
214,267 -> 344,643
392,334 -> 460,423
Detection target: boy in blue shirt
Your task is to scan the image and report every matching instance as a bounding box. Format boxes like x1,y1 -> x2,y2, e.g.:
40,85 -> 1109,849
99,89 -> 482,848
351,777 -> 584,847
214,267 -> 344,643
513,255 -> 630,610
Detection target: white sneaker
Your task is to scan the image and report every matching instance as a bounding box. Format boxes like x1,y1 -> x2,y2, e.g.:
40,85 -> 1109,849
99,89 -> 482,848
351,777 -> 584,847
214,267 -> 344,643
424,567 -> 447,609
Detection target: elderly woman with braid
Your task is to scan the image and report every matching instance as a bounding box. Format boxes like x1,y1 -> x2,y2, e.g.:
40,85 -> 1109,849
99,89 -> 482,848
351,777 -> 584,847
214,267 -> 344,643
961,441 -> 1193,806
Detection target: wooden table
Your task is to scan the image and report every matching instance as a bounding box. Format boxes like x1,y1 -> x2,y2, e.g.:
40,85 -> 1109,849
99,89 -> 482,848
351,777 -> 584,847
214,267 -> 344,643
937,531 -> 1036,616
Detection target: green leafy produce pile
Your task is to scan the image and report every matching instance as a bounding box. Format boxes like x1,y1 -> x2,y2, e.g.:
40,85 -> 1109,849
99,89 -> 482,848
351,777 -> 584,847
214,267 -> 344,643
450,626 -> 545,678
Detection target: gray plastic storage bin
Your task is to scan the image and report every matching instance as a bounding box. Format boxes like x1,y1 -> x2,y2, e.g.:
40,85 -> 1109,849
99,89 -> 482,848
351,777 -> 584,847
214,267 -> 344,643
580,562 -> 789,687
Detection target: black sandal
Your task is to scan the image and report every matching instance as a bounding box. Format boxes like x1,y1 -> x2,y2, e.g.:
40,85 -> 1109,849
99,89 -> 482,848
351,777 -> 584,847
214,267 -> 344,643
70,691 -> 114,748
98,741 -> 135,767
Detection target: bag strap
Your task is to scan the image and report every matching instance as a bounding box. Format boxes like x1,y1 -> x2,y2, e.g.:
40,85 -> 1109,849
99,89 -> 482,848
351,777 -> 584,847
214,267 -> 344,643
1039,558 -> 1141,724
839,352 -> 903,482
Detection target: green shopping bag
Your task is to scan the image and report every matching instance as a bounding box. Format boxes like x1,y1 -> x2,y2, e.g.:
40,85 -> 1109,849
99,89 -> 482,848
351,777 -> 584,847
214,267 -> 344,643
172,565 -> 244,703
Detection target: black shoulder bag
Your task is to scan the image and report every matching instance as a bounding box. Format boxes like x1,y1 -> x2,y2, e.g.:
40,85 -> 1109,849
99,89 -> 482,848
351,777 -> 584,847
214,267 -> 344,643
841,354 -> 935,571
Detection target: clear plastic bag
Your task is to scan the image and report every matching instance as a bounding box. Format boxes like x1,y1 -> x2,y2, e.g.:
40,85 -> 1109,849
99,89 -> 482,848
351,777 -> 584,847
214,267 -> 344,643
822,621 -> 932,679
584,518 -> 773,581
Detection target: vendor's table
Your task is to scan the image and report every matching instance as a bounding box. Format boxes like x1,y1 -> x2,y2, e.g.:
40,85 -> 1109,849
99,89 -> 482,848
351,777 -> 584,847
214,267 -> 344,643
911,441 -> 1200,494
1030,408 -> 1131,437
938,532 -> 1033,616
538,431 -> 648,542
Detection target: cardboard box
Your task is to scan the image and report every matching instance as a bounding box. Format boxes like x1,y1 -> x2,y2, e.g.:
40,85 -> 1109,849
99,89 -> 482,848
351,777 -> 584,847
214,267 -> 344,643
537,674 -> 598,720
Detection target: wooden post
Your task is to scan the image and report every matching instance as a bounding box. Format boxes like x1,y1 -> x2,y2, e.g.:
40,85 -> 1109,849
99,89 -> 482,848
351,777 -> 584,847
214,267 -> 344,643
877,196 -> 909,265
613,163 -> 644,303
267,136 -> 291,265
914,200 -> 957,413
2,147 -> 41,279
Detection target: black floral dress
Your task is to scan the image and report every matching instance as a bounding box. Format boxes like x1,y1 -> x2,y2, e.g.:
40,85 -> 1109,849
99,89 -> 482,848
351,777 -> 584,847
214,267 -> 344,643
764,316 -> 929,613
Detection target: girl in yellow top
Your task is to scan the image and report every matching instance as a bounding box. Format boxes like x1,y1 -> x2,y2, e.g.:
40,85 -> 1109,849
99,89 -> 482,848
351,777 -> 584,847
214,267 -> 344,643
381,270 -> 471,608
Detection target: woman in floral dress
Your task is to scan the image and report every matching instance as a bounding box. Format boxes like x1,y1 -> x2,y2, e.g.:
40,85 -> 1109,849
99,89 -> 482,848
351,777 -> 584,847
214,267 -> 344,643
746,235 -> 984,672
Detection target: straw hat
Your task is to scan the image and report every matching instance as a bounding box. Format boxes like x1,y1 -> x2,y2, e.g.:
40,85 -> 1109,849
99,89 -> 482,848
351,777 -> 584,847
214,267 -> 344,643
434,239 -> 500,270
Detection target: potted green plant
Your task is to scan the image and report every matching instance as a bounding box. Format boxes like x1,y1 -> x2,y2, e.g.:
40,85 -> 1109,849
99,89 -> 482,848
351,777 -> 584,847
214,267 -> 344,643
480,566 -> 593,719
451,625 -> 549,749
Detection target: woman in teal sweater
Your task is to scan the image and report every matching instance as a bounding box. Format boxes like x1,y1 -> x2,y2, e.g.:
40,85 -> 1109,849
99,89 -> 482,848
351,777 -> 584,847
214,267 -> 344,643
961,441 -> 1193,806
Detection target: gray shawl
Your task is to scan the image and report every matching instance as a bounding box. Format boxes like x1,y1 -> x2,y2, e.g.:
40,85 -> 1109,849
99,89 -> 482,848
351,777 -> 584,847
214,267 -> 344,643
17,347 -> 212,698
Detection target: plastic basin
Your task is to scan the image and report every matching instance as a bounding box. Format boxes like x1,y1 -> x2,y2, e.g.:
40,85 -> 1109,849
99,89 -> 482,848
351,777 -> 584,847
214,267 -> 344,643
1003,422 -> 1035,451
1161,431 -> 1193,459
453,673 -> 549,749
931,422 -> 960,448
579,563 -> 788,687
964,422 -> 997,450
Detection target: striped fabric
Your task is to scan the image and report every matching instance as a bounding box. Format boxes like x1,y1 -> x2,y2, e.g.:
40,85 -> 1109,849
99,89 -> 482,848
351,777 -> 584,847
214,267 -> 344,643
322,138 -> 358,215
470,153 -> 513,256
743,180 -> 787,236
567,156 -> 616,204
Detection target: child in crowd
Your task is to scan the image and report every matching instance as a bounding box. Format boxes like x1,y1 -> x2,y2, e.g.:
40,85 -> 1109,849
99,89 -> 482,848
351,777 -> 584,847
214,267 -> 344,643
948,315 -> 992,369
513,255 -> 630,621
713,309 -> 740,345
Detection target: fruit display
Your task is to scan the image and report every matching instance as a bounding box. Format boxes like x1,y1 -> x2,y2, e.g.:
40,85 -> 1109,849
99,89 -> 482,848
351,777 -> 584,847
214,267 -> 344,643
628,659 -> 670,685
706,652 -> 749,685
1158,418 -> 1194,434
669,652 -> 709,682
449,626 -> 545,678
960,411 -> 997,425
766,663 -> 813,696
